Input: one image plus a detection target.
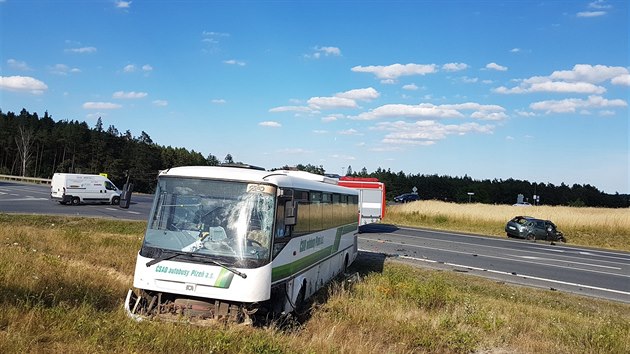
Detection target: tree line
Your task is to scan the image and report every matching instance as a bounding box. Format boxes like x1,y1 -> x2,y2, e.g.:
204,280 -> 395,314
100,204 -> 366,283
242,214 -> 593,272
1,109 -> 627,208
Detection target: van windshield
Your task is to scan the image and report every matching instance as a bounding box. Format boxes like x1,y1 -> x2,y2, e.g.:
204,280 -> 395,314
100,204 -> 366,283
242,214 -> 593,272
142,177 -> 276,267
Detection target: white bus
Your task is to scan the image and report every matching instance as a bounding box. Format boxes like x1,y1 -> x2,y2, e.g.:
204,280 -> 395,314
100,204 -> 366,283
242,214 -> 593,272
124,166 -> 359,323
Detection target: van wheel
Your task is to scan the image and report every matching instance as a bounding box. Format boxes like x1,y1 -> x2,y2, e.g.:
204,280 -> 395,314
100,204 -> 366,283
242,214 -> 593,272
71,197 -> 80,206
111,196 -> 120,205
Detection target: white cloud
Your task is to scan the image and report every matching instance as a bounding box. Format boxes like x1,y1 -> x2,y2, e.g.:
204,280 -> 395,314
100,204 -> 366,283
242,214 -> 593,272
307,46 -> 342,59
322,114 -> 343,123
495,64 -> 628,94
352,102 -> 507,121
113,91 -> 147,99
317,46 -> 341,56
402,83 -> 418,91
530,95 -> 627,114
460,76 -> 478,83
65,46 -> 97,54
330,154 -> 356,161
589,0 -> 612,9
351,63 -> 438,81
269,105 -> 313,113
375,120 -> 494,146
211,99 -> 226,104
353,103 -> 464,120
515,110 -> 537,117
152,100 -> 168,107
115,1 -> 131,8
308,96 -> 357,110
510,48 -> 521,53
550,64 -> 628,83
142,64 -> 153,72
322,114 -> 343,122
0,75 -> 48,94
7,59 -> 31,71
612,74 -> 630,86
223,59 -> 246,66
83,102 -> 122,110
517,81 -> 606,94
49,64 -> 81,75
442,63 -> 469,72
313,130 -> 328,134
259,121 -> 282,128
485,62 -> 508,71
470,111 -> 508,121
123,64 -> 136,73
440,102 -> 505,112
335,87 -> 379,101
338,129 -> 361,136
577,11 -> 606,17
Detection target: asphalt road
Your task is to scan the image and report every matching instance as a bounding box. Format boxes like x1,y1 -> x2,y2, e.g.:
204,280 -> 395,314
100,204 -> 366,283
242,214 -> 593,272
0,180 -> 152,221
359,224 -> 630,303
2,180 -> 629,303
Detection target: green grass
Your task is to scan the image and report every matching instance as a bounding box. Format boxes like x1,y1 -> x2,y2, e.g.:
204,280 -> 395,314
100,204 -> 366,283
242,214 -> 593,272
1,214 -> 629,353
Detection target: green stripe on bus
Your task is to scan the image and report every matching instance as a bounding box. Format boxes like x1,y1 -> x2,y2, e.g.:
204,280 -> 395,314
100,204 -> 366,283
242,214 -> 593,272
213,268 -> 234,288
271,223 -> 357,282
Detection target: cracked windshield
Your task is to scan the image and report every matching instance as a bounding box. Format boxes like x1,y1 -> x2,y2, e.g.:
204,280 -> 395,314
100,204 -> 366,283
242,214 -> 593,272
145,177 -> 276,262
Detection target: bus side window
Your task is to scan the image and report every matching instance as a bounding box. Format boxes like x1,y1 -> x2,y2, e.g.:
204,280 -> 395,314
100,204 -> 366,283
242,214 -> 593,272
275,198 -> 287,238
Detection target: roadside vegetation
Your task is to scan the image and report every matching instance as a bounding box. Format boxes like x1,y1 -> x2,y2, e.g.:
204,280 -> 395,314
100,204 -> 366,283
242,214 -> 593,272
385,200 -> 630,252
1,214 -> 629,353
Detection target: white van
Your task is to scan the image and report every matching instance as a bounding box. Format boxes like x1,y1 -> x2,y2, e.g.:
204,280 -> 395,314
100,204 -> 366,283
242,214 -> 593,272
51,173 -> 121,205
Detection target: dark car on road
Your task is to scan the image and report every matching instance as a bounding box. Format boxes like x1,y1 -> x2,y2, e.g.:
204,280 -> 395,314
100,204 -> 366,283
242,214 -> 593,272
394,193 -> 420,203
505,216 -> 566,242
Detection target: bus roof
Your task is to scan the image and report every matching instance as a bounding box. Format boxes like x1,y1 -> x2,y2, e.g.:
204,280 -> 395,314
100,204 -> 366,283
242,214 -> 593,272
159,166 -> 358,195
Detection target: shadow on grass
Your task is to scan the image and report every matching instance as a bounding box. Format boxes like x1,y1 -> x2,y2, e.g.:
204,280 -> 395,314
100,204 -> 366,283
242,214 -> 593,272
269,245 -> 390,331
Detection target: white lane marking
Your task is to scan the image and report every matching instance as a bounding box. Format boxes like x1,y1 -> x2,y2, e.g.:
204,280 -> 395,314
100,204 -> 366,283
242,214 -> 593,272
390,253 -> 630,298
376,229 -> 630,265
127,211 -> 140,215
359,237 -> 629,278
0,197 -> 49,202
510,254 -> 620,270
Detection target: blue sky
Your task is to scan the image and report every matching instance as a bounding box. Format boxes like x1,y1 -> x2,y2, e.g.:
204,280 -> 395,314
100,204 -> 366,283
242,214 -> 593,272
1,0 -> 628,194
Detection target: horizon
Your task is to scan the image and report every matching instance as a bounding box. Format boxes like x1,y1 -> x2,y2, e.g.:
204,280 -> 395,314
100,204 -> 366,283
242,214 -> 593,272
1,0 -> 628,194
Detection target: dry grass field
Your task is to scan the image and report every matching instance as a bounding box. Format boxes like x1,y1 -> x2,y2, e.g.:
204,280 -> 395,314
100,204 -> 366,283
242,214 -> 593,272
384,200 -> 630,252
1,214 -> 629,353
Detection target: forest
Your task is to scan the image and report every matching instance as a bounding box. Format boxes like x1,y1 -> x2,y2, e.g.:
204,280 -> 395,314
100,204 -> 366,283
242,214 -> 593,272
1,109 -> 628,208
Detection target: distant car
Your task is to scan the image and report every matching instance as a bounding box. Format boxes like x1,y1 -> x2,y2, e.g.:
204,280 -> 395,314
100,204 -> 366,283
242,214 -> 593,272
394,193 -> 420,203
512,202 -> 532,207
505,216 -> 566,242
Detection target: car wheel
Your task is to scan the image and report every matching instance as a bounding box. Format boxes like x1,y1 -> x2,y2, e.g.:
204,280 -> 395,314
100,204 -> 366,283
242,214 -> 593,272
111,196 -> 120,205
526,233 -> 535,240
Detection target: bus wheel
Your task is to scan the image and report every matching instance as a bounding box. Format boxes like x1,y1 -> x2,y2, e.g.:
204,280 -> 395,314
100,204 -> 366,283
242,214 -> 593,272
295,280 -> 307,312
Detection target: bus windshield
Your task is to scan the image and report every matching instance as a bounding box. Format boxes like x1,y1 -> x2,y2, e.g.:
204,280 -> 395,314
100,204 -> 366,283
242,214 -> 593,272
142,177 -> 276,266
